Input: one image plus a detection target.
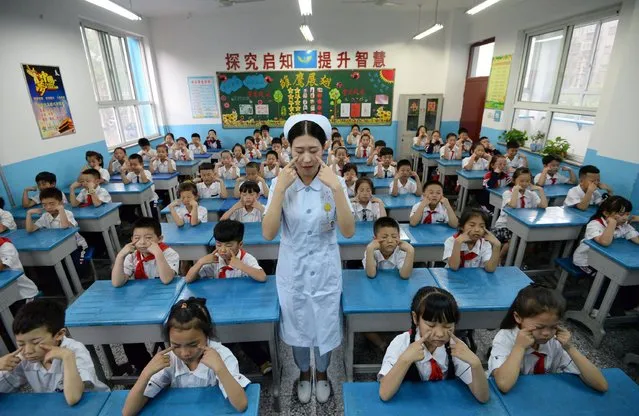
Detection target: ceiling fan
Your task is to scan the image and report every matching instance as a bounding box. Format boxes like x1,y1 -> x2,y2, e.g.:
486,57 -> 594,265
218,0 -> 265,7
342,0 -> 404,6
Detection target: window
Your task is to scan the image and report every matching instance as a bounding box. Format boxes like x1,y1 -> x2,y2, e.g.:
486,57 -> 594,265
512,12 -> 619,160
469,40 -> 495,78
80,24 -> 159,148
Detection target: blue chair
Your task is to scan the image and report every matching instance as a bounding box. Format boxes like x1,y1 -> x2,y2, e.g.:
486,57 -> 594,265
554,257 -> 588,294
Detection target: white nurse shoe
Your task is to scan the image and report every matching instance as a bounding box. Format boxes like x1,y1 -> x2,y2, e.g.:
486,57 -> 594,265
315,371 -> 331,403
297,377 -> 312,404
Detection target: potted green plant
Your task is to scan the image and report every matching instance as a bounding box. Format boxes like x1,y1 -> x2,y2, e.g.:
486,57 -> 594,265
498,128 -> 527,146
529,131 -> 546,152
542,137 -> 571,158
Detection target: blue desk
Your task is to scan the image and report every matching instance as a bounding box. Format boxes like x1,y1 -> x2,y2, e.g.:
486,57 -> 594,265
401,223 -> 455,262
161,222 -> 214,261
430,267 -> 532,329
436,159 -> 462,186
456,169 -> 488,215
102,182 -> 155,218
99,385 -> 261,416
343,381 -> 508,416
357,164 -> 375,175
378,193 -> 422,222
194,152 -> 213,163
341,269 -> 438,381
209,221 -> 279,260
371,178 -> 393,195
0,270 -> 24,354
337,221 -> 409,261
161,198 -> 227,223
349,156 -> 369,165
491,368 -> 639,416
567,239 -> 639,347
7,228 -> 82,301
152,173 -> 180,201
174,160 -> 201,177
180,279 -> 280,405
488,184 -> 574,227
410,145 -> 424,171
0,391 -> 111,416
504,206 -> 590,269
419,152 -> 440,182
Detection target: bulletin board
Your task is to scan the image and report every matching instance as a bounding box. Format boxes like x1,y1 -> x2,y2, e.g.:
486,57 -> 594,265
216,69 -> 395,128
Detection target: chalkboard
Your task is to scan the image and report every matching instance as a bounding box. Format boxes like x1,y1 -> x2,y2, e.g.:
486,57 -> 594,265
216,69 -> 395,128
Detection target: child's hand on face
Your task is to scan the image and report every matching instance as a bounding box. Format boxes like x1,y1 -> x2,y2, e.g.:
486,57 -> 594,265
367,239 -> 381,251
455,232 -> 472,244
26,185 -> 38,192
70,181 -> 81,189
202,250 -> 219,264
0,348 -> 22,371
484,230 -> 501,246
143,346 -> 173,377
200,346 -> 225,373
440,196 -> 450,207
512,185 -> 521,194
39,344 -> 73,364
515,325 -> 536,349
400,333 -> 428,364
147,242 -> 163,256
449,332 -> 481,366
598,182 -> 611,192
587,181 -> 599,193
119,242 -> 136,256
398,240 -> 413,253
555,326 -> 572,350
410,171 -> 419,179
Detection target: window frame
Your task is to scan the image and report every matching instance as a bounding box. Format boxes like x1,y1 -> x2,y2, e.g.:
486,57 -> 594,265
509,6 -> 621,161
80,21 -> 160,149
466,37 -> 495,79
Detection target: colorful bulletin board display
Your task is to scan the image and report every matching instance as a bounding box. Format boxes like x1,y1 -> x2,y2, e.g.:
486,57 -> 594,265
22,64 -> 75,139
485,54 -> 513,110
217,69 -> 395,128
188,76 -> 220,119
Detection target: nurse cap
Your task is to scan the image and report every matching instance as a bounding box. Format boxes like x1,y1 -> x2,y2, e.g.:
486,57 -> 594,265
282,114 -> 332,143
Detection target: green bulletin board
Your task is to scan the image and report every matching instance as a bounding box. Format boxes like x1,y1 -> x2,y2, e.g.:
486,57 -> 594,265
217,69 -> 395,128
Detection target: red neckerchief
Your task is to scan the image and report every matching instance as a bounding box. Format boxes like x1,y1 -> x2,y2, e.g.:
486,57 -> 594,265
520,194 -> 526,208
532,351 -> 546,374
423,206 -> 438,224
0,237 -> 11,247
80,191 -> 94,208
134,243 -> 170,279
218,249 -> 246,278
550,176 -> 557,185
453,232 -> 479,268
362,148 -> 368,158
429,359 -> 444,381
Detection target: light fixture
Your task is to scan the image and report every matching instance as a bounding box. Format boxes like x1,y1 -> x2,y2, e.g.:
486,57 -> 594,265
300,24 -> 314,42
413,1 -> 443,40
84,0 -> 142,20
466,0 -> 502,15
298,0 -> 312,16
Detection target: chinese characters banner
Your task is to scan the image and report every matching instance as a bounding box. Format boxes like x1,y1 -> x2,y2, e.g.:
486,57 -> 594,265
485,55 -> 512,111
22,64 -> 75,139
188,76 -> 220,118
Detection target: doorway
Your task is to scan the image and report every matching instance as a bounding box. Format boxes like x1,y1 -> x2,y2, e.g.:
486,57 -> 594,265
459,38 -> 494,141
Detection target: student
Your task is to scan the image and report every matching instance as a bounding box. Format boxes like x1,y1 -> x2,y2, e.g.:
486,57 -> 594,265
368,139 -> 387,166
356,133 -> 374,158
150,144 -> 176,174
563,165 -> 613,211
440,133 -> 462,160
244,137 -> 261,160
0,235 -> 38,313
168,182 -> 207,227
342,163 -> 358,198
22,172 -> 68,208
488,285 -> 608,393
70,169 -> 112,207
137,138 -> 157,162
505,140 -> 527,173
351,177 -> 386,222
216,150 -> 241,180
443,208 -> 501,272
364,217 -> 414,279
122,154 -> 159,207
326,140 -> 342,165
122,297 -> 249,415
413,125 -> 429,147
479,136 -> 497,156
535,155 -> 576,186
232,144 -> 250,168
261,150 -> 280,179
492,168 -> 548,258
186,220 -> 266,282
205,129 -> 222,150
189,133 -> 208,155
361,127 -> 373,141
163,132 -> 177,150
425,130 -> 443,154
329,132 -> 345,151
390,159 -> 422,197
0,300 -> 109,404
458,128 -> 473,154
233,162 -> 269,198
347,123 -> 360,145
109,147 -> 129,175
83,151 -> 110,184
0,197 -> 17,232
482,154 -> 511,189
378,286 -> 489,402
462,144 -> 490,171
260,124 -> 273,146
281,134 -> 291,155
375,147 -> 396,179
409,181 -> 457,227
195,163 -> 227,199
173,137 -> 194,161
252,129 -> 265,151
223,181 -> 264,223
330,146 -> 350,176
271,138 -> 290,165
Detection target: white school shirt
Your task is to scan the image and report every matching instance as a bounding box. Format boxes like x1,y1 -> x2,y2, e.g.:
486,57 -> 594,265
138,149 -> 157,162
488,328 -> 580,376
189,143 -> 208,155
76,186 -> 112,204
506,153 -> 526,171
0,336 -> 109,393
440,145 -> 461,160
352,200 -> 382,222
110,159 -> 125,173
462,156 -> 489,171
151,158 -> 176,173
534,172 -> 570,186
389,178 -> 417,195
197,181 -> 222,198
122,247 -> 180,279
573,218 -> 639,267
234,157 -> 248,168
30,192 -> 67,205
97,167 -> 110,183
125,170 -> 158,201
245,148 -> 261,159
375,165 -> 396,178
358,146 -> 373,158
494,189 -> 542,229
362,245 -> 406,270
35,210 -> 88,250
217,165 -> 240,180
563,185 -> 604,208
443,236 -> 492,268
0,241 -> 38,300
229,206 -> 263,223
0,208 -> 17,231
262,165 -> 278,179
346,182 -> 356,198
173,148 -> 194,161
199,249 -> 262,278
145,338 -> 250,399
410,201 -> 449,224
174,205 -> 208,224
378,330 -> 473,384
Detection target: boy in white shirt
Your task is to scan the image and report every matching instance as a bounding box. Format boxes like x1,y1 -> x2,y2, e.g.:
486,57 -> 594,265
390,160 -> 422,197
364,217 -> 414,279
535,155 -> 575,186
0,299 -> 109,405
458,128 -> 473,154
374,147 -> 396,178
122,154 -> 159,211
342,163 -> 358,198
330,146 -> 350,176
108,147 -> 129,176
70,169 -> 112,208
260,124 -> 273,146
409,181 -> 458,227
261,151 -> 280,180
0,197 -> 17,232
0,236 -> 38,313
233,162 -> 269,198
137,138 -> 157,163
216,150 -> 241,180
173,137 -> 194,161
21,171 -> 67,208
186,220 -> 266,282
189,133 -> 208,155
222,181 -> 264,223
150,144 -> 176,174
505,140 -> 528,173
271,138 -> 290,166
563,165 -> 613,211
244,137 -> 262,160
195,163 -> 228,199
356,133 -> 374,159
368,140 -> 387,166
83,151 -> 110,184
168,182 -> 208,227
462,144 -> 490,171
440,133 -> 462,160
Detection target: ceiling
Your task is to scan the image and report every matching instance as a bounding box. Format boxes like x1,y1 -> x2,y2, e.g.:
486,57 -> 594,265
110,0 -> 491,19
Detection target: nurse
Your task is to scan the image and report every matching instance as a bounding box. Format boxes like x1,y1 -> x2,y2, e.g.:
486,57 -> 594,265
263,114 -> 355,404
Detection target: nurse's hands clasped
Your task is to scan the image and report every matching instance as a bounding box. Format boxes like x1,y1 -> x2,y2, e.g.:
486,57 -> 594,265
275,156 -> 299,191
316,155 -> 342,191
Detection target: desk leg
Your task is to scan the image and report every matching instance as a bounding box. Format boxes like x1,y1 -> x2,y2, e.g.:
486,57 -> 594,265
592,280 -> 619,347
0,308 -> 16,345
345,318 -> 354,382
566,271 -> 607,339
139,202 -> 148,218
169,186 -> 177,202
102,230 -> 116,264
561,240 -> 575,258
54,262 -> 74,302
64,255 -> 84,295
505,234 -> 519,267
514,238 -> 527,269
439,169 -> 445,186
456,186 -> 465,215
491,207 -> 500,228
87,345 -> 108,386
268,323 -> 281,412
109,225 -> 122,252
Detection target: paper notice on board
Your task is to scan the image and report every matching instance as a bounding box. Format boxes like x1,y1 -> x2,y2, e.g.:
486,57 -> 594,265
350,103 -> 361,118
340,103 -> 350,118
361,103 -> 371,117
255,104 -> 269,115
